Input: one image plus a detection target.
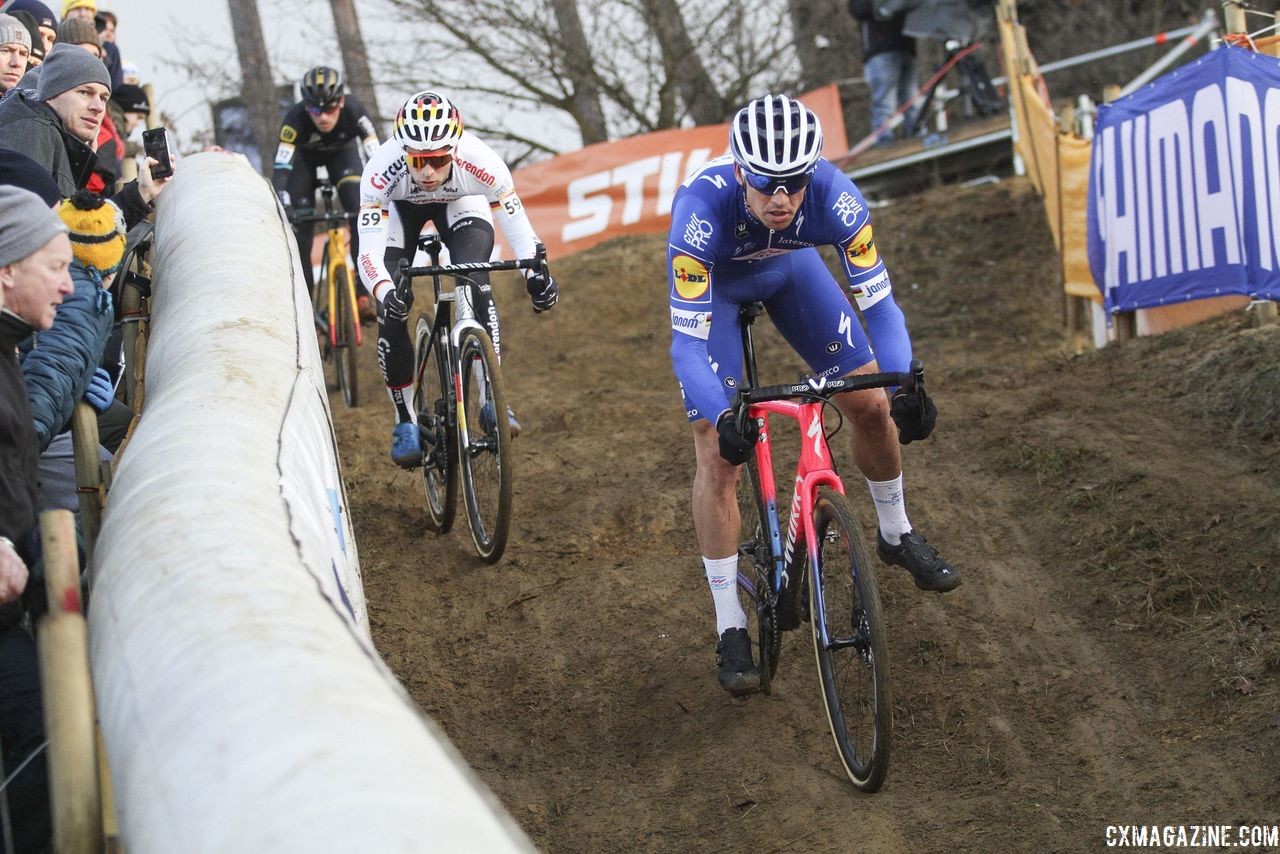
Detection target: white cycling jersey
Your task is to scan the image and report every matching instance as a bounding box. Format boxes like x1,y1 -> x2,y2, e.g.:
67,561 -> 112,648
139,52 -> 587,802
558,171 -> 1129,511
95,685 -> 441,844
356,132 -> 540,296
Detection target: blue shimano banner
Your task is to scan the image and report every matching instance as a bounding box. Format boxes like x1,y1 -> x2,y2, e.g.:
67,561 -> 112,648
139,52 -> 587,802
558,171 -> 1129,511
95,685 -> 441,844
1088,47 -> 1280,312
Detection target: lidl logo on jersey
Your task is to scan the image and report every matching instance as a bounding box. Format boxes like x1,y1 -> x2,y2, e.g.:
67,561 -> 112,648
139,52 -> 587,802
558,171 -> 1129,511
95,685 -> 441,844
670,307 -> 711,339
845,224 -> 878,269
671,254 -> 710,301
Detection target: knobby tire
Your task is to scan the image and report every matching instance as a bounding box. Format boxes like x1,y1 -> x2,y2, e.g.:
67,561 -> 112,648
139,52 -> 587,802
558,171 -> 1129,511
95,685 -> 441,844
809,487 -> 891,792
333,263 -> 359,408
457,327 -> 512,562
736,458 -> 779,694
414,314 -> 457,533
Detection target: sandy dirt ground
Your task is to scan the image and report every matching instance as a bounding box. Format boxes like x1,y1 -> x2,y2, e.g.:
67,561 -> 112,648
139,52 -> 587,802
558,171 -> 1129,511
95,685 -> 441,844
329,177 -> 1278,852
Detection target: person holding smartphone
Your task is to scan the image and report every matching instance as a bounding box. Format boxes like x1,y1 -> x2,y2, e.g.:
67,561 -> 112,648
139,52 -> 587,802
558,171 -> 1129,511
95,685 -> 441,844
0,44 -> 171,228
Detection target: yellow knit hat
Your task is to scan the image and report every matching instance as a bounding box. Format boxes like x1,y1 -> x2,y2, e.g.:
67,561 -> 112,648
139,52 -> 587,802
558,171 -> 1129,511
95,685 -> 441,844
62,0 -> 95,15
56,191 -> 126,278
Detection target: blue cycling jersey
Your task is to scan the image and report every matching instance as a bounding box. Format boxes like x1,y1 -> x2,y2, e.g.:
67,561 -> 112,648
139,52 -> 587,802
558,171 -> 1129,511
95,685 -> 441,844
667,155 -> 912,423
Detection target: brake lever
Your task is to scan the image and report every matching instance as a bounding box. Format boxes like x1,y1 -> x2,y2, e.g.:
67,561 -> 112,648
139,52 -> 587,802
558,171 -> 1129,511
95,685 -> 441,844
394,257 -> 411,299
909,359 -> 926,409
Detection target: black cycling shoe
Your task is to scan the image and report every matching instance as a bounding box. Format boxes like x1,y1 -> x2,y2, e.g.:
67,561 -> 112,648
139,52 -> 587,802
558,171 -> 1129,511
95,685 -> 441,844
715,627 -> 760,696
876,529 -> 961,592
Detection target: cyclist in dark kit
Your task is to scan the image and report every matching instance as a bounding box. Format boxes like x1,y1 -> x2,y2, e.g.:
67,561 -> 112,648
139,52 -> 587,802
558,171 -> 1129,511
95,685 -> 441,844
272,65 -> 380,321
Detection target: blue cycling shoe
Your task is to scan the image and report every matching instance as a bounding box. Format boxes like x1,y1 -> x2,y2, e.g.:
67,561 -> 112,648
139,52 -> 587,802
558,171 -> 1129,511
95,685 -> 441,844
390,422 -> 424,468
478,402 -> 521,437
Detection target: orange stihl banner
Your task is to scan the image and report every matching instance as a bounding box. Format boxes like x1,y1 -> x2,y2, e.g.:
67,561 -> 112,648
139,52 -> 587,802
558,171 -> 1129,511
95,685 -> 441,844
501,86 -> 848,261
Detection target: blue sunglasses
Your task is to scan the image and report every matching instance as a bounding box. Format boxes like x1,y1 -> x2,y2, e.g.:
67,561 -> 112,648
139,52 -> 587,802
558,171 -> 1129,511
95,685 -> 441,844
741,168 -> 813,195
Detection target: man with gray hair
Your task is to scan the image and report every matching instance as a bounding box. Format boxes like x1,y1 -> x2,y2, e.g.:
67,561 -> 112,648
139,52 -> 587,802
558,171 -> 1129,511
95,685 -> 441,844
0,43 -> 171,227
0,183 -> 71,854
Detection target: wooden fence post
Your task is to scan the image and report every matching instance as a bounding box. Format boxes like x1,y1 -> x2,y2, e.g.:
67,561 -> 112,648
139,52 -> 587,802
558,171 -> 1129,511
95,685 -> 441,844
38,510 -> 103,854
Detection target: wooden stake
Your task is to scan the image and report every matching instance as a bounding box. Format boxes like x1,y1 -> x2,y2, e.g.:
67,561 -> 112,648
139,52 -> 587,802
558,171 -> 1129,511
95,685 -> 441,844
39,510 -> 81,617
38,613 -> 102,854
71,405 -> 102,563
1224,2 -> 1247,36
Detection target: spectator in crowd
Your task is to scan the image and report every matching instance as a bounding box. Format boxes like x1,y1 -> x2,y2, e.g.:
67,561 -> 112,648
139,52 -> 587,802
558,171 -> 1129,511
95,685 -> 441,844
93,8 -> 111,42
21,191 -> 125,523
0,44 -> 169,227
107,80 -> 146,161
119,58 -> 138,85
62,0 -> 119,90
19,189 -> 121,452
0,184 -> 72,854
56,14 -> 100,60
850,0 -> 919,145
0,12 -> 30,92
8,9 -> 44,67
5,0 -> 55,58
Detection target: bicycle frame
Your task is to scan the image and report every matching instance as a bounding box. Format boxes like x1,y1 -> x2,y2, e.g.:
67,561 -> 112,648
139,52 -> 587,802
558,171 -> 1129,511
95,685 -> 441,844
401,237 -> 549,451
743,397 -> 846,617
734,302 -> 922,625
320,187 -> 363,349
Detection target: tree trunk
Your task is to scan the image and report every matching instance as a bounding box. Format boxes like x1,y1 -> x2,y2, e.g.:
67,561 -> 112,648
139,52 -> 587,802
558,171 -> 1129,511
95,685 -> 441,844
786,0 -> 859,91
643,0 -> 729,125
549,0 -> 609,144
226,0 -> 278,175
328,0 -> 384,131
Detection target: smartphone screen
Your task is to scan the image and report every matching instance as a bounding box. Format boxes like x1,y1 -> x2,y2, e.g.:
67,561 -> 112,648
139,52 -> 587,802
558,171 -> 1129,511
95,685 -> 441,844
142,128 -> 175,180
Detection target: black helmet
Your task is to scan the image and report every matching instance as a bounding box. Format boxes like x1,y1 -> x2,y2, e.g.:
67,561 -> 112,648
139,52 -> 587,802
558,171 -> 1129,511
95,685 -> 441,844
300,66 -> 344,110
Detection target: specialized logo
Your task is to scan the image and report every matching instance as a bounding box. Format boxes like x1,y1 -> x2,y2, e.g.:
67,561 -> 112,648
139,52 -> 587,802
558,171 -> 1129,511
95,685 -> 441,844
683,212 -> 713,250
280,125 -> 298,144
831,190 -> 864,227
671,254 -> 710,301
845,224 -> 878,269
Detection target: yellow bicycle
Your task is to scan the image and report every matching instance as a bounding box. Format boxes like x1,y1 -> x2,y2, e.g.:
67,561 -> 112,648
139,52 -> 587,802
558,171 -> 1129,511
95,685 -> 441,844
293,180 -> 364,408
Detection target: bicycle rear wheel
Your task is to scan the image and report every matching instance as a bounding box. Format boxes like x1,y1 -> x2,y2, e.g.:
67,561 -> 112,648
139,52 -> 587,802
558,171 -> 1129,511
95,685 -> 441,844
736,458 -> 779,694
457,326 -> 512,562
809,487 -> 891,792
414,314 -> 456,533
332,263 -> 359,408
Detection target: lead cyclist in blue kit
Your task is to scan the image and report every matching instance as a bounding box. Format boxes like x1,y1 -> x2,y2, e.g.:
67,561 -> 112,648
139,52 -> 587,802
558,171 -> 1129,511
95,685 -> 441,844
668,94 -> 960,696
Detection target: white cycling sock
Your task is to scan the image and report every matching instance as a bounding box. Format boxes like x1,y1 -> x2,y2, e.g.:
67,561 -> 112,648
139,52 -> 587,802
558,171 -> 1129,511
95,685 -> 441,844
703,555 -> 746,635
867,475 -> 911,545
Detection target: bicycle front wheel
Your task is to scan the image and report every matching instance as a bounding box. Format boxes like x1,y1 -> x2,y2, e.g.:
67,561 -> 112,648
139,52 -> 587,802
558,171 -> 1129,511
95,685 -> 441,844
414,314 -> 456,533
457,327 -> 513,562
810,487 -> 891,792
332,263 -> 359,408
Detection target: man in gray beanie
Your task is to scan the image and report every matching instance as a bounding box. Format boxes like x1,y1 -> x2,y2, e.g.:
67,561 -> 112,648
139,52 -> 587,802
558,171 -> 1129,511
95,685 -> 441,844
0,184 -> 68,854
0,42 -> 168,227
0,12 -> 31,93
0,185 -> 73,330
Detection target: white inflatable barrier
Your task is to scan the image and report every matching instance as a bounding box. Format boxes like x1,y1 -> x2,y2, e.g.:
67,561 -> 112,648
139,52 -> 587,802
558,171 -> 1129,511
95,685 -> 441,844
88,153 -> 529,853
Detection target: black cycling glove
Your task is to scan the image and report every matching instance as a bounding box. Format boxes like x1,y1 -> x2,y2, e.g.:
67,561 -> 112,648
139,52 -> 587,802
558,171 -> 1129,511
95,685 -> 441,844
526,273 -> 558,313
716,411 -> 758,465
890,390 -> 937,444
381,285 -> 414,323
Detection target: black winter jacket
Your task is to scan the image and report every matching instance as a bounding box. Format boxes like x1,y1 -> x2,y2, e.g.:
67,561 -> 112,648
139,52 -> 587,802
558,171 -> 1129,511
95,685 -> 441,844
0,310 -> 40,632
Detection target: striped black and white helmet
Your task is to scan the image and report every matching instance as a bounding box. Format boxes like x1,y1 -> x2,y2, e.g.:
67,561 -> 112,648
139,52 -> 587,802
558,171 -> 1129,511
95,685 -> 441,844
729,94 -> 824,178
